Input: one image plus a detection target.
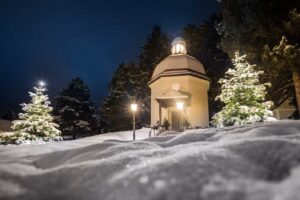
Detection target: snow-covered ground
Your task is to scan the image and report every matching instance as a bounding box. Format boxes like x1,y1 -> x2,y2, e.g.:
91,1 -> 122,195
0,128 -> 151,158
0,121 -> 300,200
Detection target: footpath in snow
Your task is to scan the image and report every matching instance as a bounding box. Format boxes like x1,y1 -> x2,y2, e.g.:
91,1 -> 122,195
0,120 -> 300,200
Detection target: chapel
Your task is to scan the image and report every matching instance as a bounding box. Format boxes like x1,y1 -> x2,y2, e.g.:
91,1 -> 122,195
148,37 -> 210,130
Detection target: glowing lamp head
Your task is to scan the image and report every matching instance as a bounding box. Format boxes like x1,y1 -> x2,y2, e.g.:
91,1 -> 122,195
176,102 -> 184,110
171,37 -> 187,55
38,80 -> 46,87
131,103 -> 138,112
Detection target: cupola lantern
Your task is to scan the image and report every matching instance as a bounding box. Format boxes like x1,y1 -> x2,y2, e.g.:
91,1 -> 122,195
171,37 -> 187,55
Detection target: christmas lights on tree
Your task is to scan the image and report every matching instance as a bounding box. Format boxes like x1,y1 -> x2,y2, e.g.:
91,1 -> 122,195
1,81 -> 61,144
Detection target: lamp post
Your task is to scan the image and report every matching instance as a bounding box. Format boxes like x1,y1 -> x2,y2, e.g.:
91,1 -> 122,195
38,80 -> 46,87
176,102 -> 184,131
130,103 -> 138,140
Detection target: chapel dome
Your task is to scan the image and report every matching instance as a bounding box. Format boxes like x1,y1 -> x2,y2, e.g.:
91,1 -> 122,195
149,37 -> 208,84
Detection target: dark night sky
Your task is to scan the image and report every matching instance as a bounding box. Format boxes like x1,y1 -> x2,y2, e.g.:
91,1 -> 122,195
0,0 -> 219,114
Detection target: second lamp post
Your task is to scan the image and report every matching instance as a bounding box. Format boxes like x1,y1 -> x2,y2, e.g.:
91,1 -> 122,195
130,103 -> 138,140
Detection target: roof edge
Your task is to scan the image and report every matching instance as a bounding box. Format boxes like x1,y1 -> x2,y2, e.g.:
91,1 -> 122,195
148,68 -> 211,85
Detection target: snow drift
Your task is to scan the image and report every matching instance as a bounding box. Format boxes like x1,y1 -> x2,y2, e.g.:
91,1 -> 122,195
0,121 -> 300,200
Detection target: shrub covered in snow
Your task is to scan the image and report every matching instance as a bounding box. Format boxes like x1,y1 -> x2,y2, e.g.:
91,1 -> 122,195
0,84 -> 61,144
212,52 -> 274,127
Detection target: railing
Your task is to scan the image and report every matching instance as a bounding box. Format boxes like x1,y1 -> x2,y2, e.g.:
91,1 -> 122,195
148,124 -> 163,137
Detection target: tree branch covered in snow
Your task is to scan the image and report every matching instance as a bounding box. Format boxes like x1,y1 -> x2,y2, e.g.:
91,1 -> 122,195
0,85 -> 61,144
212,52 -> 274,127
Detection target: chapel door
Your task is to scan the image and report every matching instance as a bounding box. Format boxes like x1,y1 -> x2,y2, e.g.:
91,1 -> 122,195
172,111 -> 181,131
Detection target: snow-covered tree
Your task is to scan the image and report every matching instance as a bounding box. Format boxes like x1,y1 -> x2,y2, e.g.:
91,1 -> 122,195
263,35 -> 300,113
100,62 -> 140,132
1,82 -> 61,144
54,77 -> 97,139
212,52 -> 274,127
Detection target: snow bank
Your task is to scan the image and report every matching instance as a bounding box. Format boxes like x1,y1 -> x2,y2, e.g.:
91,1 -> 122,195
0,128 -> 151,158
0,121 -> 300,200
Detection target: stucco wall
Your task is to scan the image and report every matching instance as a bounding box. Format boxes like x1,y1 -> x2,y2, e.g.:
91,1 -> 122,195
149,75 -> 209,128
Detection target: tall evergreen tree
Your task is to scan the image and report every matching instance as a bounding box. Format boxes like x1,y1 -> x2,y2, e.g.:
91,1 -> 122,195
101,62 -> 140,132
1,82 -> 61,144
218,0 -> 300,58
101,26 -> 170,131
262,9 -> 300,111
263,36 -> 300,113
137,26 -> 170,125
54,77 -> 97,139
218,0 -> 300,110
212,52 -> 273,127
182,16 -> 232,117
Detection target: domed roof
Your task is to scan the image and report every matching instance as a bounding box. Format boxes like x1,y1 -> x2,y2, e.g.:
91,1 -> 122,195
149,38 -> 209,84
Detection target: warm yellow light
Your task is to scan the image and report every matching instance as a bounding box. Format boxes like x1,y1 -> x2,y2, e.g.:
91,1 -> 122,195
131,103 -> 138,112
171,37 -> 187,54
175,44 -> 181,53
176,102 -> 184,110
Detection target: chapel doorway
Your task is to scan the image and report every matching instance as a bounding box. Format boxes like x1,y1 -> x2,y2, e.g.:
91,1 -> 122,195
171,111 -> 181,131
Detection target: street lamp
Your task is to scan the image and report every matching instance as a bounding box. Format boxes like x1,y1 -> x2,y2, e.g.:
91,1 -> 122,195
176,102 -> 184,131
131,103 -> 138,140
38,80 -> 46,87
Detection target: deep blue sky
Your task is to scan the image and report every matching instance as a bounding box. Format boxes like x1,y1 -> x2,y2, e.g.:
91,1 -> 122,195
0,0 -> 219,113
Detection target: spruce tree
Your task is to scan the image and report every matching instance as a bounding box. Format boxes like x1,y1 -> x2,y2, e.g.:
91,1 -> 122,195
54,77 -> 97,139
137,26 -> 170,126
101,62 -> 139,132
263,36 -> 300,113
219,0 -> 300,109
212,52 -> 274,127
1,82 -> 61,144
101,26 -> 170,131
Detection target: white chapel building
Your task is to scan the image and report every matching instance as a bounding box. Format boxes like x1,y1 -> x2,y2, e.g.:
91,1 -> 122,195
148,38 -> 210,130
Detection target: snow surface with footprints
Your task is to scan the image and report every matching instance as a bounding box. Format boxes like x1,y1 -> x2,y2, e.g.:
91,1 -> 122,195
1,121 -> 300,200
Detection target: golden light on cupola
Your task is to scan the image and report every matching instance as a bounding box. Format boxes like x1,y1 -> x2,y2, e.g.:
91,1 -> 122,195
171,37 -> 187,55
